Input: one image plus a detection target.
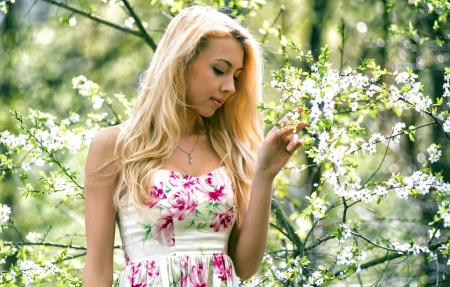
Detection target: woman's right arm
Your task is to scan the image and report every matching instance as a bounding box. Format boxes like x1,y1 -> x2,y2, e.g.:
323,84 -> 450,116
83,127 -> 120,287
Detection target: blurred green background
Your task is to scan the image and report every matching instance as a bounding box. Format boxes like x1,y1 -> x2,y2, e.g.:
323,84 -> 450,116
1,0 -> 450,285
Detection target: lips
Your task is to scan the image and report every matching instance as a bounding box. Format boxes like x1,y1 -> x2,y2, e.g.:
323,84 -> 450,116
211,98 -> 223,108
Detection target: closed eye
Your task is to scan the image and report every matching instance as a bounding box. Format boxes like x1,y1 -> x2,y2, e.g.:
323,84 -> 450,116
213,67 -> 224,75
214,67 -> 239,82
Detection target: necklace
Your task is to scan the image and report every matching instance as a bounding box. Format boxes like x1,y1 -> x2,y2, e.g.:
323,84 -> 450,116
176,130 -> 200,164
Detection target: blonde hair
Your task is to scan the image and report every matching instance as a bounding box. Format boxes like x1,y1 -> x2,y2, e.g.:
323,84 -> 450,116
114,5 -> 263,227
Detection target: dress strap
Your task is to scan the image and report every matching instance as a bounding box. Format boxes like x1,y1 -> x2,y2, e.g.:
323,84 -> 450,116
116,125 -> 124,131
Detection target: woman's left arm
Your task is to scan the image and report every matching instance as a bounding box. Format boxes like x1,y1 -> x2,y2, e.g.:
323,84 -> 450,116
228,119 -> 307,280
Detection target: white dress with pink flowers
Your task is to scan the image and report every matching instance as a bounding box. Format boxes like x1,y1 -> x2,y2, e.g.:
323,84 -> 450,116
116,167 -> 238,287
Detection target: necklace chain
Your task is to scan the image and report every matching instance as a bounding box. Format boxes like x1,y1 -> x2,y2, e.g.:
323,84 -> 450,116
177,130 -> 200,164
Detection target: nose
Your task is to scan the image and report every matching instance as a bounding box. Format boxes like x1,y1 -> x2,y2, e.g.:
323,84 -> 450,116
221,76 -> 236,95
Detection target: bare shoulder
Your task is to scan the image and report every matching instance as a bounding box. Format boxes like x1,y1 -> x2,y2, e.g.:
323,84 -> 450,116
85,126 -> 122,175
89,126 -> 121,152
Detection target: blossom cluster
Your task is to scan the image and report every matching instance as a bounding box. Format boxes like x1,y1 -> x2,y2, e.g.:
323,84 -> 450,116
427,144 -> 442,163
0,204 -> 11,233
72,76 -> 104,110
387,171 -> 450,199
0,74 -> 137,286
17,259 -> 61,285
0,0 -> 14,14
336,245 -> 367,268
302,194 -> 329,219
391,122 -> 406,145
391,242 -> 430,255
389,71 -> 433,116
26,232 -> 42,243
264,48 -> 450,285
0,110 -> 100,187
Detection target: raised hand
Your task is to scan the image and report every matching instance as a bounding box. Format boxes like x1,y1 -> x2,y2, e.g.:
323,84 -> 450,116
256,109 -> 308,179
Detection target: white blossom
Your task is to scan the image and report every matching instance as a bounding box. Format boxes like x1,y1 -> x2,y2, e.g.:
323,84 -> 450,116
336,246 -> 356,265
395,72 -> 417,84
45,261 -> 60,275
443,118 -> 450,133
34,157 -> 46,167
26,232 -> 42,243
304,195 -> 329,219
427,144 -> 441,163
69,16 -> 76,26
340,224 -> 352,239
374,185 -> 388,198
0,204 -> 11,232
124,17 -> 135,28
391,122 -> 406,144
21,162 -> 31,171
91,95 -> 104,109
443,74 -> 450,98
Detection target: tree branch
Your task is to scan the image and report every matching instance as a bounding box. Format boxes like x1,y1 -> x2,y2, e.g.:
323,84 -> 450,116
38,0 -> 157,51
271,201 -> 303,250
13,241 -> 87,250
13,111 -> 83,190
122,0 -> 157,51
362,135 -> 392,187
350,232 -> 397,252
10,241 -> 121,250
305,235 -> 335,250
334,241 -> 445,276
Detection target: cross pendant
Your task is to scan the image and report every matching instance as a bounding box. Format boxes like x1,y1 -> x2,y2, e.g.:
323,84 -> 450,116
188,153 -> 193,164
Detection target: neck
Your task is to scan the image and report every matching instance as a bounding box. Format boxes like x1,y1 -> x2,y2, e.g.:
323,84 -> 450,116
184,111 -> 199,135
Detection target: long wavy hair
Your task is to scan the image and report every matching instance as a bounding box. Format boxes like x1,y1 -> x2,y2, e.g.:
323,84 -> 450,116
114,5 -> 263,227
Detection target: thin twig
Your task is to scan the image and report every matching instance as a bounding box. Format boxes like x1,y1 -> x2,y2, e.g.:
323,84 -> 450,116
39,0 -> 157,51
350,231 -> 397,252
305,235 -> 335,250
269,222 -> 298,247
13,241 -> 87,250
362,135 -> 392,187
11,241 -> 122,250
122,0 -> 157,51
13,112 -> 83,190
370,250 -> 390,287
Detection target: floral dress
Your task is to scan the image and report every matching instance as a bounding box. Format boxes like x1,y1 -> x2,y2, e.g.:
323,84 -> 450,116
116,166 -> 238,287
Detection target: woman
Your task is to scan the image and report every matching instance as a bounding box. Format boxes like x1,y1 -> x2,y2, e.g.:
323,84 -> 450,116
83,5 -> 306,287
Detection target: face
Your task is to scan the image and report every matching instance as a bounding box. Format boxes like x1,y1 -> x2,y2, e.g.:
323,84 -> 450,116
186,36 -> 244,118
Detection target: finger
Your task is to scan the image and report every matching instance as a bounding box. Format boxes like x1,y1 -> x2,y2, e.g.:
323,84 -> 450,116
278,125 -> 296,137
294,122 -> 309,131
267,115 -> 294,136
286,133 -> 299,152
278,114 -> 291,124
279,122 -> 308,136
287,135 -> 305,153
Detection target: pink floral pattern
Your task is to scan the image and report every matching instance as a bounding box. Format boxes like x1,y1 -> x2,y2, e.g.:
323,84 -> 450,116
147,260 -> 160,285
117,167 -> 237,287
207,185 -> 226,202
146,181 -> 167,208
210,207 -> 235,232
154,211 -> 175,247
169,189 -> 198,220
128,262 -> 145,287
213,253 -> 232,282
189,262 -> 208,287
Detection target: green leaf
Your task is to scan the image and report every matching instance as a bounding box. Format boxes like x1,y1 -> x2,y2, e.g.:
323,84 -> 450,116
322,119 -> 333,128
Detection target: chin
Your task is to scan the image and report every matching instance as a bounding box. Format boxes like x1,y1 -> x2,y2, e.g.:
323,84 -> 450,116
199,109 -> 219,118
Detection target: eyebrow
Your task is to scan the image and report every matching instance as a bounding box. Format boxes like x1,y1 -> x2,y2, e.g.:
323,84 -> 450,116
215,59 -> 243,71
